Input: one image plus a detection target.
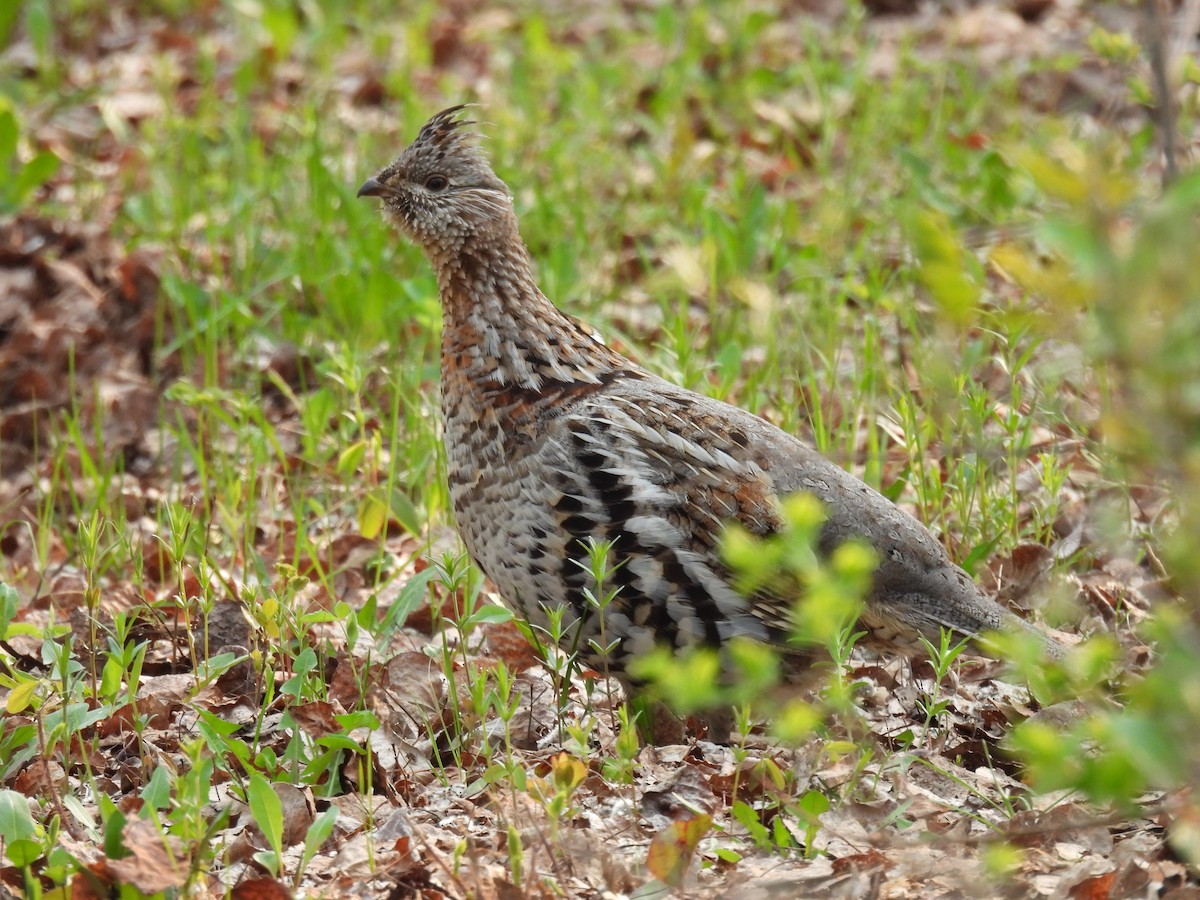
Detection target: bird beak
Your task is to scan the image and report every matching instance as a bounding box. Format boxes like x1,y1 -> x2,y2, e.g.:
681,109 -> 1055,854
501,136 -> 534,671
357,177 -> 385,199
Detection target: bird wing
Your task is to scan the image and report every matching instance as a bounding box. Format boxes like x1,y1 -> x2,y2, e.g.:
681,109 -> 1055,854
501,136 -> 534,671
546,377 -> 802,653
548,374 -> 1037,656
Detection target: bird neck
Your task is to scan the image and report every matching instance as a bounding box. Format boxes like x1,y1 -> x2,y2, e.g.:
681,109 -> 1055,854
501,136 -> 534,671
431,225 -> 630,393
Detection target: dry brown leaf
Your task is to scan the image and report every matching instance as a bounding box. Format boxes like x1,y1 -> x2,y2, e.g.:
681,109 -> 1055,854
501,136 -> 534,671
106,818 -> 189,895
231,876 -> 295,900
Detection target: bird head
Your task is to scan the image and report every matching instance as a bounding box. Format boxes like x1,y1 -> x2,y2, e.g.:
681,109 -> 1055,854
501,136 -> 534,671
357,105 -> 514,256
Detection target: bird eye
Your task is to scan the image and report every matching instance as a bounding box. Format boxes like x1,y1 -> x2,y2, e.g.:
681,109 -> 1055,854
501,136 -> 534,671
425,175 -> 449,192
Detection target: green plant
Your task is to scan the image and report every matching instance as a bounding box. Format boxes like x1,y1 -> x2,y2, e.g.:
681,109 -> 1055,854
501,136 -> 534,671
0,788 -> 42,897
992,145 -> 1200,862
914,629 -> 970,742
0,102 -> 58,214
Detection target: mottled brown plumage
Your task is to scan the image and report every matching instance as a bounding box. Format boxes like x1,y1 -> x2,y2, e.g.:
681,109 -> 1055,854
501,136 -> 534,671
358,106 -> 1062,701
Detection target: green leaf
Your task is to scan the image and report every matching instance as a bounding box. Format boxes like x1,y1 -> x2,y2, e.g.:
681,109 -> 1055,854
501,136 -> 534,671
376,567 -> 438,637
313,734 -> 363,753
357,492 -> 387,539
0,582 -> 18,640
281,648 -> 317,698
99,656 -> 123,702
772,814 -> 795,848
772,700 -> 820,744
731,800 -> 770,848
388,488 -> 423,536
337,440 -> 367,480
6,677 -> 39,714
469,603 -> 513,625
0,2 -> 21,49
6,838 -> 41,867
0,110 -> 16,165
0,789 -> 37,842
197,651 -> 242,683
102,808 -> 129,860
196,708 -> 241,741
12,149 -> 59,201
300,807 -> 338,875
140,766 -> 172,811
797,789 -> 830,819
247,773 -> 284,863
333,710 -> 380,732
982,842 -> 1024,878
25,0 -> 52,61
260,3 -> 299,56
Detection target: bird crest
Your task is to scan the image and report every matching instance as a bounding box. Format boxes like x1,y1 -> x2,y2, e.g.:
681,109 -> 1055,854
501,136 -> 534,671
405,104 -> 489,172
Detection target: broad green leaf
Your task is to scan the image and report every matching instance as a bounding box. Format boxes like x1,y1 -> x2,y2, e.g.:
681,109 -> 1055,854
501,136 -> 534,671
337,440 -> 367,480
102,808 -> 129,860
12,149 -> 59,199
6,838 -> 41,867
247,773 -> 284,862
140,766 -> 172,811
388,488 -> 423,536
357,492 -> 387,539
333,710 -> 380,731
731,801 -> 769,847
6,678 -> 39,714
300,807 -> 338,874
469,603 -> 513,625
0,789 -> 37,842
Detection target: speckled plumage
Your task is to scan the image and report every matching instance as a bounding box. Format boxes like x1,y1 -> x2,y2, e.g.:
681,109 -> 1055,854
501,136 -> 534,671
358,106 -> 1061,686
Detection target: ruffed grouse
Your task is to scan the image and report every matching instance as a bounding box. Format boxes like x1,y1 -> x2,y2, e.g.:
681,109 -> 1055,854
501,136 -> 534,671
358,106 -> 1061,700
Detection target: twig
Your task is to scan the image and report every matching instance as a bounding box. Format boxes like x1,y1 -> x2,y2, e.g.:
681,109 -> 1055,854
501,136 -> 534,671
1144,0 -> 1179,186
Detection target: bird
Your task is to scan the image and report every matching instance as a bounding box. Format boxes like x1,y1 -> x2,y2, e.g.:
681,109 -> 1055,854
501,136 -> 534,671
357,106 -> 1063,722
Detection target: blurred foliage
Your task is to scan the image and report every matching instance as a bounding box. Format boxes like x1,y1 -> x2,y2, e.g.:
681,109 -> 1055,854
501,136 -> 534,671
994,140 -> 1200,864
724,493 -> 876,649
630,494 -> 874,740
0,100 -> 59,214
